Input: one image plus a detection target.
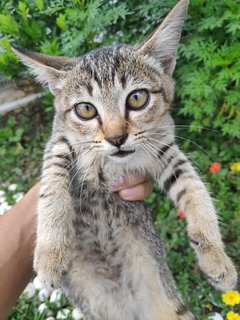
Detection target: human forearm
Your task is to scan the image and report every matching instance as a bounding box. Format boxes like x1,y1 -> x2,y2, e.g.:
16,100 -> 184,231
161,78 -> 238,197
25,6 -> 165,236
0,183 -> 39,319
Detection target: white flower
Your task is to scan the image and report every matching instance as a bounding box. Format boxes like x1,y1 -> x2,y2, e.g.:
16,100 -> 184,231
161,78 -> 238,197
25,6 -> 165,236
23,282 -> 36,299
109,0 -> 118,4
0,195 -> 6,203
46,27 -> 52,35
50,289 -> 63,307
33,276 -> 46,290
116,30 -> 123,37
38,303 -> 47,314
93,32 -> 105,44
208,313 -> 224,320
45,317 -> 55,320
56,308 -> 71,319
38,302 -> 53,316
72,308 -> 84,320
0,190 -> 5,196
38,287 -> 51,301
13,192 -> 24,202
0,201 -> 11,215
8,184 -> 17,191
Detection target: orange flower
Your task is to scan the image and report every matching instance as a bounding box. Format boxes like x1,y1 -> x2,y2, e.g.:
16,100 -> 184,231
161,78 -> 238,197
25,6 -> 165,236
177,210 -> 185,219
209,162 -> 221,173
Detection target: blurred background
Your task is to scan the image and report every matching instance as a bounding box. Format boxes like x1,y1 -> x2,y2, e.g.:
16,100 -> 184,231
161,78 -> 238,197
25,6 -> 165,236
0,0 -> 239,319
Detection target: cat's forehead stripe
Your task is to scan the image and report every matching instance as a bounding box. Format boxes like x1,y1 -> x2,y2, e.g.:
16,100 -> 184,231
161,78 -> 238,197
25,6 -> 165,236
79,46 -> 130,88
75,45 -> 163,96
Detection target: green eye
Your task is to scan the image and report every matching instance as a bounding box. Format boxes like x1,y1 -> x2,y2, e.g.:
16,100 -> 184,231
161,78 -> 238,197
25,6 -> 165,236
74,102 -> 98,120
126,89 -> 149,110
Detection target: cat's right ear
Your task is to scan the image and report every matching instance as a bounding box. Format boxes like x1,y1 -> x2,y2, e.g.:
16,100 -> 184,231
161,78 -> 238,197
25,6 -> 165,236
12,47 -> 78,95
135,0 -> 189,75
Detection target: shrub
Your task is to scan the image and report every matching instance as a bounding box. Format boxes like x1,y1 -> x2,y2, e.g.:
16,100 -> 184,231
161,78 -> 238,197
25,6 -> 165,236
176,0 -> 240,138
0,0 -> 239,136
0,0 -> 130,77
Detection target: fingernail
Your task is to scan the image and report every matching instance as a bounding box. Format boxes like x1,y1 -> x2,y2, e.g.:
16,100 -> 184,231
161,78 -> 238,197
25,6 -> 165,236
119,188 -> 134,199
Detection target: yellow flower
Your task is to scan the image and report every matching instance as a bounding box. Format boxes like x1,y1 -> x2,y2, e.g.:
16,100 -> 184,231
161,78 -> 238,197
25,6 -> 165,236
230,162 -> 240,171
222,291 -> 240,306
226,311 -> 240,320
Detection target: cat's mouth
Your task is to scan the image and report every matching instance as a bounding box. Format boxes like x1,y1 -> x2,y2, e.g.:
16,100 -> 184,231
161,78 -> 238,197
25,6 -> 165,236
110,149 -> 135,158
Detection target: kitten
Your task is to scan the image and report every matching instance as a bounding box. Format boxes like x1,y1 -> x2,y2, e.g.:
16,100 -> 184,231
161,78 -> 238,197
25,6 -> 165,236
13,0 -> 237,319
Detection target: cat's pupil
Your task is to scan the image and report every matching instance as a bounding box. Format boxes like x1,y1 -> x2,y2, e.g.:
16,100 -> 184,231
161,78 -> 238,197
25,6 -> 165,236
127,89 -> 149,110
74,102 -> 97,120
133,93 -> 139,100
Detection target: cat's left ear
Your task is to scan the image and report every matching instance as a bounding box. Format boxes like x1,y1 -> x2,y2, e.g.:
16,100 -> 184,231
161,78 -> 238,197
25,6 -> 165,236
12,47 -> 78,95
135,0 -> 189,75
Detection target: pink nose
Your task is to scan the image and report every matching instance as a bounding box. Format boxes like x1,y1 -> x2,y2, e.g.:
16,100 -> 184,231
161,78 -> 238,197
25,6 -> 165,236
105,134 -> 128,148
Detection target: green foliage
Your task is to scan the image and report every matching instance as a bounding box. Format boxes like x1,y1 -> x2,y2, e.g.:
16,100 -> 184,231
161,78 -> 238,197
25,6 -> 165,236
176,0 -> 240,138
0,0 -> 130,76
0,116 -> 24,157
0,1 -> 239,318
0,96 -> 54,189
1,0 -> 239,137
9,290 -> 72,320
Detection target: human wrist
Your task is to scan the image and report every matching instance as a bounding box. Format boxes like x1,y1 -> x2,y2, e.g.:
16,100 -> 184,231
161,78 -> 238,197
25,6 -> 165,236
17,183 -> 40,250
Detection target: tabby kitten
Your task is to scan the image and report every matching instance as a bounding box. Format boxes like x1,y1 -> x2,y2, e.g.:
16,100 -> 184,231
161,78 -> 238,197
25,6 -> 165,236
13,0 -> 237,319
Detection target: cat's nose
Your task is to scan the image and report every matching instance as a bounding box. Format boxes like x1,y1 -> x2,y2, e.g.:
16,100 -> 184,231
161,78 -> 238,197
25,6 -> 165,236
105,134 -> 128,148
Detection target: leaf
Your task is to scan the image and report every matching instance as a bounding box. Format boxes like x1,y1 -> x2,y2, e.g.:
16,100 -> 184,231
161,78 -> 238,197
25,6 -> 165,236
56,13 -> 67,31
40,38 -> 60,55
18,1 -> 29,16
0,14 -> 19,35
35,0 -> 44,11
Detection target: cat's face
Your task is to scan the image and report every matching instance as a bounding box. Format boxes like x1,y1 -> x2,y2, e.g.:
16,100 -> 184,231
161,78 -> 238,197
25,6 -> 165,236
13,0 -> 188,168
56,45 -> 174,164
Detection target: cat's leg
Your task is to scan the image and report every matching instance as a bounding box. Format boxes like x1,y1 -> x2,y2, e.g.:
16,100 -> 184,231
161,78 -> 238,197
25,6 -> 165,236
154,144 -> 237,290
139,224 -> 195,320
34,136 -> 76,287
141,269 -> 195,320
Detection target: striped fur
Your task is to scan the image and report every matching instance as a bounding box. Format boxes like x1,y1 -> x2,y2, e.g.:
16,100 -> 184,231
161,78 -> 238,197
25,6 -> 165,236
13,0 -> 237,319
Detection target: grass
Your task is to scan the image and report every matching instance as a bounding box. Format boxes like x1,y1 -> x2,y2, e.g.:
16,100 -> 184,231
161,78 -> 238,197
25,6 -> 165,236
1,96 -> 239,319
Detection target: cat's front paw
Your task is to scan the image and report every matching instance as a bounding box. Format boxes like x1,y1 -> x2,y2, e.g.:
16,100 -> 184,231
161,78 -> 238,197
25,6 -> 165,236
199,249 -> 237,291
34,243 -> 71,288
189,232 -> 238,291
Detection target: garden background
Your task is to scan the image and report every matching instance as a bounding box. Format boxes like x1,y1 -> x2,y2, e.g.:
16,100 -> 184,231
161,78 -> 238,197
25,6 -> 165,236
0,0 -> 239,319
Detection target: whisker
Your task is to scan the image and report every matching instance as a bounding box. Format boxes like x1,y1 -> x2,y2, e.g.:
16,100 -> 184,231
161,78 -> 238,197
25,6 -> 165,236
142,127 -> 214,162
175,135 -> 214,161
144,125 -> 219,133
145,140 -> 173,170
144,135 -> 205,178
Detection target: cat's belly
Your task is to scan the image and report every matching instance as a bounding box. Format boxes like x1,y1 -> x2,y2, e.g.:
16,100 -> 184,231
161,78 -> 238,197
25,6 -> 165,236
62,203 -> 177,320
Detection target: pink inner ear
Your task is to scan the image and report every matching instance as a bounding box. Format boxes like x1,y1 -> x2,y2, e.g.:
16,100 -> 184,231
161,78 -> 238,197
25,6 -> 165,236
161,56 -> 175,75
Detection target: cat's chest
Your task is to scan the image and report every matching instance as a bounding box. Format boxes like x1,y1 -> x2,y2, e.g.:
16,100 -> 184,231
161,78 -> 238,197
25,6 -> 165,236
72,187 -> 123,243
70,185 -> 149,263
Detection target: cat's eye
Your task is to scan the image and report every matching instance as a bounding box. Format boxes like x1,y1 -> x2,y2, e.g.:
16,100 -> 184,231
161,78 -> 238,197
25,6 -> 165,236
74,102 -> 98,120
126,89 -> 149,110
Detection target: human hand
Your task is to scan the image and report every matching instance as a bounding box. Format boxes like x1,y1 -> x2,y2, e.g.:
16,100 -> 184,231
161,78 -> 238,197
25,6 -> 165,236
112,173 -> 153,201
